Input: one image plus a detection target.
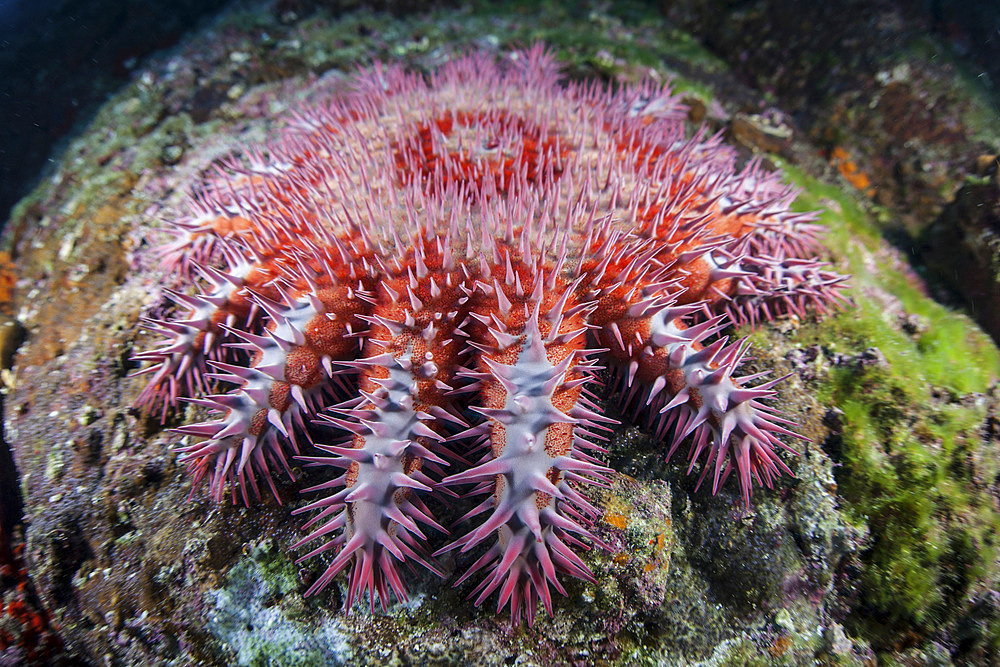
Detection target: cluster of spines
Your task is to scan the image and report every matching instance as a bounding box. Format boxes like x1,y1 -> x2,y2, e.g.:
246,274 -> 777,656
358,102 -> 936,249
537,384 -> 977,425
172,290 -> 334,504
132,253 -> 257,422
292,237 -> 469,609
133,46 -> 849,624
136,233 -> 376,504
293,352 -> 447,610
436,252 -> 613,625
642,308 -> 803,506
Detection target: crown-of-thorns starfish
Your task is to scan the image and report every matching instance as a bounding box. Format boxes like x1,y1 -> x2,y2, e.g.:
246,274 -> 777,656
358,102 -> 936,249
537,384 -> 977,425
133,46 -> 848,625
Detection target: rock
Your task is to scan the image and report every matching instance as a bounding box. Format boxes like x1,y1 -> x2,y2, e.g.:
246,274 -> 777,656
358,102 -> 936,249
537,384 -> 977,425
919,174 -> 1000,344
729,111 -> 794,157
2,1 -> 999,665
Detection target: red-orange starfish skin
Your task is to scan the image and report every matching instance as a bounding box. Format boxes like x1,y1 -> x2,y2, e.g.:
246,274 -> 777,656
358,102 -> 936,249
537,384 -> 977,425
133,47 -> 847,625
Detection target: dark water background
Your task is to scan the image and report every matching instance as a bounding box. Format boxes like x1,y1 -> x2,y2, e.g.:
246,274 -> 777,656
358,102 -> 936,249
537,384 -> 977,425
0,0 -> 997,225
0,0 -> 233,224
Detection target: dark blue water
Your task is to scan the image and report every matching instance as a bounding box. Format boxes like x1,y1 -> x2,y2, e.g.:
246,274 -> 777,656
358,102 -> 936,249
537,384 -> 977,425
0,0 -> 234,224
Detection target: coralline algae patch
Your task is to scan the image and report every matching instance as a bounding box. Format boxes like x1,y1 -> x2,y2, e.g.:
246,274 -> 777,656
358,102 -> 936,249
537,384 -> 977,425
132,45 -> 847,627
0,543 -> 62,662
601,484 -> 671,573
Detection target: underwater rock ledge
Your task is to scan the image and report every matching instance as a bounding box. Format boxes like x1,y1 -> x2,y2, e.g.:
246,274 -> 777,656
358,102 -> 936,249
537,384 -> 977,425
1,1 -> 998,665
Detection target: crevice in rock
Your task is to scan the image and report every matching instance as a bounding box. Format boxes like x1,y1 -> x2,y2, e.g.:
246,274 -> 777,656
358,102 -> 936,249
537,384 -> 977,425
0,395 -> 22,569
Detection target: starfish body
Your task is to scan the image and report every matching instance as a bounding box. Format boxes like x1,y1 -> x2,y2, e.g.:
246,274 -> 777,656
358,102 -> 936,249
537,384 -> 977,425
134,47 -> 847,624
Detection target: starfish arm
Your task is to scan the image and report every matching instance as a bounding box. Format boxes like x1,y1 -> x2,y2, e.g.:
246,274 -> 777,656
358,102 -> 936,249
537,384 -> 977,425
723,253 -> 852,327
168,269 -> 371,503
293,237 -> 466,611
441,263 -> 611,626
292,352 -> 448,612
132,252 -> 263,421
606,306 -> 803,508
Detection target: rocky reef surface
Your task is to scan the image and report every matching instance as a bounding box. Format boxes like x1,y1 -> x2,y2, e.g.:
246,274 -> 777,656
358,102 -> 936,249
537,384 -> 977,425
1,1 -> 998,665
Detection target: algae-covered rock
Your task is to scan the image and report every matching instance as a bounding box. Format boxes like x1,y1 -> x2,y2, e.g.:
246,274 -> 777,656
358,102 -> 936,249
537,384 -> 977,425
2,1 -> 999,665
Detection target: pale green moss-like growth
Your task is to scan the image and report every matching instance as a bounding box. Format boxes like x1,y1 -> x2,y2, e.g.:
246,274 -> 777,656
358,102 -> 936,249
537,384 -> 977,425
771,164 -> 1000,649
